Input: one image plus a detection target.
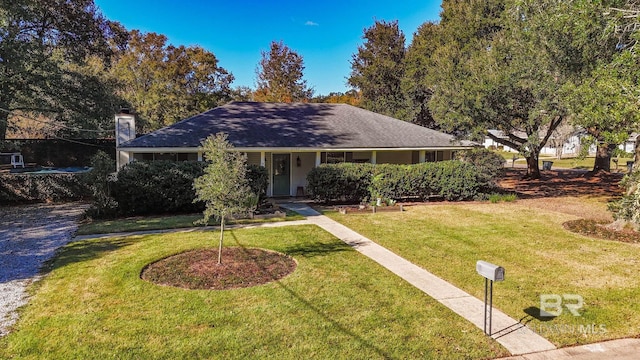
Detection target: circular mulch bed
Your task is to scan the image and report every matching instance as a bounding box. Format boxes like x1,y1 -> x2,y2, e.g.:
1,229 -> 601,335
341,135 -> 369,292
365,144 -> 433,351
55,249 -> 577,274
141,247 -> 297,290
563,219 -> 640,243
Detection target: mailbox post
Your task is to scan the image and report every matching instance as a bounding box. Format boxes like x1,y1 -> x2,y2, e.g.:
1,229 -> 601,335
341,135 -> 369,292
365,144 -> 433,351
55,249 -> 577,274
476,260 -> 505,336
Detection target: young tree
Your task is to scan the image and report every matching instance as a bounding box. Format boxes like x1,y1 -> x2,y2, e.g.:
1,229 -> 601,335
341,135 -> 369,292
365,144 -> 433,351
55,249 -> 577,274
348,20 -> 406,118
193,133 -> 252,265
0,0 -> 119,139
254,41 -> 313,102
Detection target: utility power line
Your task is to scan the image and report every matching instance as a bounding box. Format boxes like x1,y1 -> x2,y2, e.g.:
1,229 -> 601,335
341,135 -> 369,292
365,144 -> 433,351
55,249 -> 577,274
0,108 -> 115,133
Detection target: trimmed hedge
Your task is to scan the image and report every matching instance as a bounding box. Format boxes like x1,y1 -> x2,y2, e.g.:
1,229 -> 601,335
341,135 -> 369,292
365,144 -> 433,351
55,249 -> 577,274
458,148 -> 505,190
111,161 -> 207,216
0,173 -> 90,204
306,163 -> 375,203
307,161 -> 486,203
246,164 -> 269,203
110,161 -> 269,217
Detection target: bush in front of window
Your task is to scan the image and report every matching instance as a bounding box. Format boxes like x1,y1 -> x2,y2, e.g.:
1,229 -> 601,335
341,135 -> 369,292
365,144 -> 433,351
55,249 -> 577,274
112,160 -> 207,216
307,161 -> 485,203
110,161 -> 269,217
306,163 -> 375,203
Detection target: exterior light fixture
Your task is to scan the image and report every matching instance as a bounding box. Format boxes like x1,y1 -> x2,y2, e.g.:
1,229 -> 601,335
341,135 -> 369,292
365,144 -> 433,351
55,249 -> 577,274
296,156 -> 301,167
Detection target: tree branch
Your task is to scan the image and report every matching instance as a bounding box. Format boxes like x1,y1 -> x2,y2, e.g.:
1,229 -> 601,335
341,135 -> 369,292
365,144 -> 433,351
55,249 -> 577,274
487,131 -> 524,151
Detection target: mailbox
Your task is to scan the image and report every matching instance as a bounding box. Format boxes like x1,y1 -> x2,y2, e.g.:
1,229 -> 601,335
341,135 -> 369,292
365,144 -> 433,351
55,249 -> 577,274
476,261 -> 505,282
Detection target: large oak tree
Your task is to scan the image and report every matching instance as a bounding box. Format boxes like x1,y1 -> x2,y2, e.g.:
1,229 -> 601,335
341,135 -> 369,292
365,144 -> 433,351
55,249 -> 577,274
0,0 -> 120,139
110,30 -> 234,133
429,0 -> 619,178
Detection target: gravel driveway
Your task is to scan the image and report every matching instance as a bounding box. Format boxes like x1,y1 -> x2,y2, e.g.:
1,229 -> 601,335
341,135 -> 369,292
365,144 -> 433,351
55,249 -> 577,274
0,202 -> 88,337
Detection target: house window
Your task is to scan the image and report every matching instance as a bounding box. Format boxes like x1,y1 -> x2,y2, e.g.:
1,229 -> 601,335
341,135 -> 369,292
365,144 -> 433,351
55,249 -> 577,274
135,153 -> 197,161
321,152 -> 354,164
426,151 -> 436,162
177,153 -> 198,161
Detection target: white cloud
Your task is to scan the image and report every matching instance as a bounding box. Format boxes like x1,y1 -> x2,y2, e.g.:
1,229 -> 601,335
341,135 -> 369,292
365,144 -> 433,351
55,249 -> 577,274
305,20 -> 319,26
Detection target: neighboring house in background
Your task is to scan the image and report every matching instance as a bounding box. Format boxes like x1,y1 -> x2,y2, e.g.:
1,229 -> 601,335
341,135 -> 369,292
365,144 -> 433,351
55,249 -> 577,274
484,129 -> 600,157
116,102 -> 477,197
621,133 -> 638,154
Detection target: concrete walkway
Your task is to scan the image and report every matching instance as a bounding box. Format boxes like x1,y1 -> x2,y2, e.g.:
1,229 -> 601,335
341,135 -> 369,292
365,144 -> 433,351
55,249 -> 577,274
498,338 -> 640,360
279,203 -> 556,356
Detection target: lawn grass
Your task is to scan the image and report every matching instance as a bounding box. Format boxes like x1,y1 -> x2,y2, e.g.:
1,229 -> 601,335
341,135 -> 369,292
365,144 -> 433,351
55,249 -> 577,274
76,211 -> 305,235
0,226 -> 507,359
325,202 -> 640,347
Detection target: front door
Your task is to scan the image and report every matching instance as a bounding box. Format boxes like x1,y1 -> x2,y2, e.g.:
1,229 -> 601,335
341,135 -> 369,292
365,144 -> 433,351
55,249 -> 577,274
272,154 -> 291,196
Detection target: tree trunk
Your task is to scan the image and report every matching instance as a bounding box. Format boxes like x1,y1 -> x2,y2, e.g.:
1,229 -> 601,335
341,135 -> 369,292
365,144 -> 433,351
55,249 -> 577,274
218,216 -> 225,265
0,108 -> 8,140
592,143 -> 617,173
526,154 -> 541,179
556,145 -> 563,160
634,134 -> 640,172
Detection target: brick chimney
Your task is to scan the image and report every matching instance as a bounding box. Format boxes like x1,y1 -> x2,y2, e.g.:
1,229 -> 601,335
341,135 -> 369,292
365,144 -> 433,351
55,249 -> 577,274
115,110 -> 135,170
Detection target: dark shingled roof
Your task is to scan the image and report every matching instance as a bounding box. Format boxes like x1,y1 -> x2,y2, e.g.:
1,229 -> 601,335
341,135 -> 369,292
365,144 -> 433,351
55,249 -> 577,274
120,102 -> 476,149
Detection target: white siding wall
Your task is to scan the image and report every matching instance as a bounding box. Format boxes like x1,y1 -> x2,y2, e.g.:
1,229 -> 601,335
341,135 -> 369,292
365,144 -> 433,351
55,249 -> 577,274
246,152 -> 261,166
291,152 -> 315,196
353,151 -> 372,162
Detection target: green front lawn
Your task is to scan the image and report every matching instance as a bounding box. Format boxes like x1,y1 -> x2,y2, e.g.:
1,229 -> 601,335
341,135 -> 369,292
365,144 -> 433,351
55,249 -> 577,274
77,211 -> 305,235
0,226 -> 507,359
326,202 -> 640,346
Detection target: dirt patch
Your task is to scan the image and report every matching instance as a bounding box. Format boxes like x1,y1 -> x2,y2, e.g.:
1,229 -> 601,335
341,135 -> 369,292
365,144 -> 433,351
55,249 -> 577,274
498,168 -> 624,198
141,247 -> 297,290
494,168 -> 640,242
564,219 -> 640,244
515,197 -> 614,222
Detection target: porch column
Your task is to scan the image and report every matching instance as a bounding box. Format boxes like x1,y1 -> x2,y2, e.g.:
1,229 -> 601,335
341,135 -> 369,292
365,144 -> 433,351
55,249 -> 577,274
371,151 -> 377,164
315,151 -> 321,167
419,150 -> 426,163
260,151 -> 266,166
197,152 -> 203,162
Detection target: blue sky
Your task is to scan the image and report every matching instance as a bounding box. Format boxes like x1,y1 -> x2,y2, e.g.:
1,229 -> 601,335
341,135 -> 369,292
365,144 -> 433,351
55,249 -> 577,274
94,0 -> 442,96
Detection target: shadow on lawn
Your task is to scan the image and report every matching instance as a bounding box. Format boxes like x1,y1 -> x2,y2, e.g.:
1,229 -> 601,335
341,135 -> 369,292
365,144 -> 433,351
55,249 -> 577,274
229,232 -> 392,358
277,240 -> 352,258
41,237 -> 138,274
523,307 -> 557,322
